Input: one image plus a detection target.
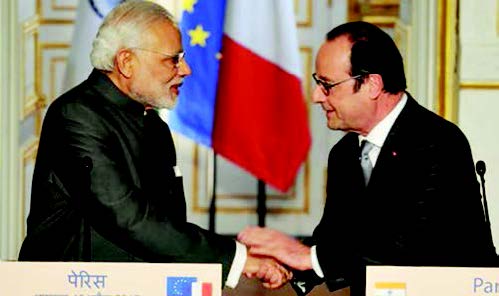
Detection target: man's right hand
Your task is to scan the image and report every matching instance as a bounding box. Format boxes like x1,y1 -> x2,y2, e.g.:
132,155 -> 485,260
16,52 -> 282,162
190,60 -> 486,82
238,226 -> 312,271
243,253 -> 293,289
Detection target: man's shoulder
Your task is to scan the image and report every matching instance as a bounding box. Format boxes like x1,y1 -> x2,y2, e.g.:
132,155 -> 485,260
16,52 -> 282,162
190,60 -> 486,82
401,97 -> 466,139
60,75 -> 103,101
41,86 -> 116,140
387,99 -> 471,156
333,132 -> 357,150
327,132 -> 358,163
48,88 -> 98,116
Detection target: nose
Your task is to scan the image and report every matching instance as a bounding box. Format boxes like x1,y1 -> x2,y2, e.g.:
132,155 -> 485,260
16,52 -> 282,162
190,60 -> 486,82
312,85 -> 326,104
178,59 -> 192,77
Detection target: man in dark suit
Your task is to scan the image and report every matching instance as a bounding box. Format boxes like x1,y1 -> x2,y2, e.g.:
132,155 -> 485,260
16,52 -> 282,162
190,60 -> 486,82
18,0 -> 290,289
238,21 -> 496,295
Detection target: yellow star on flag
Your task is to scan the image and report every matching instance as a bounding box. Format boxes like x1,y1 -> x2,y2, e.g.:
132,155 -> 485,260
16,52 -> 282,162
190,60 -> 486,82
182,0 -> 197,13
188,24 -> 210,47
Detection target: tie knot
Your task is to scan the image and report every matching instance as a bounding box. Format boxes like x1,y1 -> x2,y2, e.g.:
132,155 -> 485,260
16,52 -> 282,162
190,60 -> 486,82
360,140 -> 374,156
359,140 -> 374,186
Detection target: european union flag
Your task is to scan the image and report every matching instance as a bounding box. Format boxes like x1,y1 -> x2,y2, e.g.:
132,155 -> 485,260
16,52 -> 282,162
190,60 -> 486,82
169,0 -> 227,147
167,276 -> 197,296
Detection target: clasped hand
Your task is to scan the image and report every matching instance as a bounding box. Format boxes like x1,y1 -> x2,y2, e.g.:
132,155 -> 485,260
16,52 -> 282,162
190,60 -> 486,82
243,254 -> 292,289
239,226 -> 312,289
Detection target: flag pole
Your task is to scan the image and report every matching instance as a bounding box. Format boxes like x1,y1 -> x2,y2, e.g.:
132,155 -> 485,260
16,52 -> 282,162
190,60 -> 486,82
209,152 -> 217,232
257,180 -> 267,227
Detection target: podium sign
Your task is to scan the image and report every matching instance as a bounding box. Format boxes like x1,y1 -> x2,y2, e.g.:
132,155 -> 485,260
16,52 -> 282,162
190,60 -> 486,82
0,261 -> 221,296
366,266 -> 499,296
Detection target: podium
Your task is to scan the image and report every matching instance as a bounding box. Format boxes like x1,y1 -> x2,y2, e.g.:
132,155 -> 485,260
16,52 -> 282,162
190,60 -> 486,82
366,266 -> 499,296
0,261 -> 221,295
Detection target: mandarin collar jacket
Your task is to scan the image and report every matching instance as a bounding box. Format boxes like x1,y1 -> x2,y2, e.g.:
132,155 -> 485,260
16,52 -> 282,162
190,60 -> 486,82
19,70 -> 236,281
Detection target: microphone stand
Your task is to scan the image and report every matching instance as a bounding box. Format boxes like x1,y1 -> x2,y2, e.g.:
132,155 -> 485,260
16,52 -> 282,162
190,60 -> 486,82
257,180 -> 267,227
476,160 -> 496,258
209,152 -> 217,232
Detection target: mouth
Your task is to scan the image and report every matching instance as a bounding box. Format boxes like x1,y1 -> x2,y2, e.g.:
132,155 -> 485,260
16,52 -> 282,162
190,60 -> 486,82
170,82 -> 183,95
325,109 -> 337,120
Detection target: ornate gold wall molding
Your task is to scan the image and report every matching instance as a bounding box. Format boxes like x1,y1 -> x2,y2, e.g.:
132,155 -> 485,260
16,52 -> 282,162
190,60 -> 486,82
460,81 -> 499,89
50,56 -> 67,101
301,46 -> 313,108
394,20 -> 411,89
40,42 -> 70,103
40,18 -> 74,25
22,0 -> 74,129
497,0 -> 499,36
348,0 -> 400,28
37,0 -> 75,24
21,139 -> 39,238
295,0 -> 312,27
51,0 -> 76,11
436,0 -> 458,123
21,19 -> 44,121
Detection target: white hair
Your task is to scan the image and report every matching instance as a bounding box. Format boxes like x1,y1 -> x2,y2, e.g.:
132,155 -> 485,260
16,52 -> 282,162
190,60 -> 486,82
90,0 -> 177,71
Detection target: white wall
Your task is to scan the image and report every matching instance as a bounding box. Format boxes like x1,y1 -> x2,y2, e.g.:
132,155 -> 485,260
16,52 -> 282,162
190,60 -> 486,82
458,0 -> 499,250
0,0 -> 21,260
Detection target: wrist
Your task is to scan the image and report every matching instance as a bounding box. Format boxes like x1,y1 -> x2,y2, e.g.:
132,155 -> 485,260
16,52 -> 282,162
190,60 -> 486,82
300,247 -> 313,270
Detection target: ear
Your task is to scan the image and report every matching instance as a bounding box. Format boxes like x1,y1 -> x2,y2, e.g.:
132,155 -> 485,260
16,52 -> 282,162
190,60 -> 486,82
365,73 -> 384,99
115,48 -> 134,78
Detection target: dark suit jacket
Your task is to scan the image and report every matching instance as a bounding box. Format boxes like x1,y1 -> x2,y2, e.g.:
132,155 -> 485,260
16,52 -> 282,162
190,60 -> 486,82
301,94 -> 496,295
19,70 -> 236,281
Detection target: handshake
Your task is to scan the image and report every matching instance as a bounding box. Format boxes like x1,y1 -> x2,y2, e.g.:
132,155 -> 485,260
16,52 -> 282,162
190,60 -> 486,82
237,226 -> 313,289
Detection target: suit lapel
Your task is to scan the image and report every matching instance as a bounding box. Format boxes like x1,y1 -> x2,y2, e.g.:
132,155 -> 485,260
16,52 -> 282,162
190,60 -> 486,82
339,133 -> 366,191
367,94 -> 419,189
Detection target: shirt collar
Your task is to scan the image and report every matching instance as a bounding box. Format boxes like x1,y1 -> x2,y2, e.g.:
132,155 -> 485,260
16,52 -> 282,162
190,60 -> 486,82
359,93 -> 408,147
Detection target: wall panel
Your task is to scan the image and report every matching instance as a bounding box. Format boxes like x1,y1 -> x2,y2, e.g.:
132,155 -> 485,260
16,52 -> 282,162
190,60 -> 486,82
459,0 -> 499,249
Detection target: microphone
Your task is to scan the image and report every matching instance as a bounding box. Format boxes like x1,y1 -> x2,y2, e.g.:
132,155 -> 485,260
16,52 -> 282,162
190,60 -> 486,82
477,160 -> 486,176
476,160 -> 489,224
475,160 -> 497,260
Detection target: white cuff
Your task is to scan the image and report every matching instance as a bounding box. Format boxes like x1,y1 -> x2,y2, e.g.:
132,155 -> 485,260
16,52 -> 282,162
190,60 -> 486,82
311,245 -> 325,278
225,241 -> 247,288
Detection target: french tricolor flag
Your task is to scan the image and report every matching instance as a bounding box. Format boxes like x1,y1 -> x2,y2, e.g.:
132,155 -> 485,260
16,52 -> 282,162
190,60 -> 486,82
171,0 -> 311,192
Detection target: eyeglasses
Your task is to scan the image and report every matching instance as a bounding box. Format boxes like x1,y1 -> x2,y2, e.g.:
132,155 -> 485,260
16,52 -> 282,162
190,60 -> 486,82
130,47 -> 186,68
312,73 -> 364,95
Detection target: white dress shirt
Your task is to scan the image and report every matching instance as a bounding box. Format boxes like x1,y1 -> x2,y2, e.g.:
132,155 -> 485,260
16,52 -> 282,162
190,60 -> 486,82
226,241 -> 247,287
